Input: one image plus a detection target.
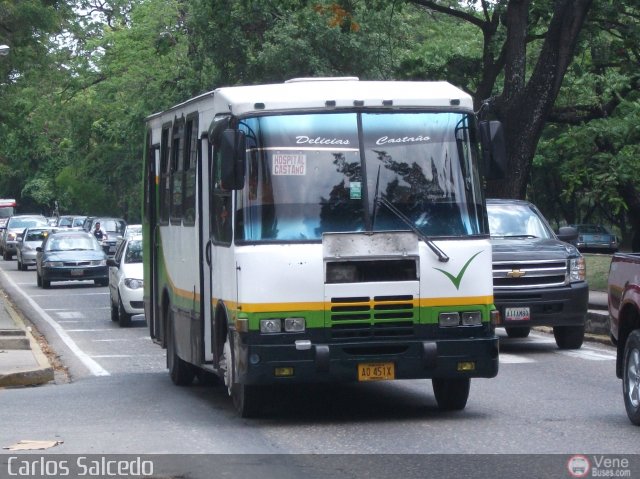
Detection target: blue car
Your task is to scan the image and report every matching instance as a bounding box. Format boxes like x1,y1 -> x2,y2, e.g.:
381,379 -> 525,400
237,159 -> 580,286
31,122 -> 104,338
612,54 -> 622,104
571,224 -> 619,253
36,231 -> 108,288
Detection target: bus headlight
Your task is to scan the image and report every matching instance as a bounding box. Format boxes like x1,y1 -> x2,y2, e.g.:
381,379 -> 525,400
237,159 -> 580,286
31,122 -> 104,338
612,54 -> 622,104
439,312 -> 460,327
284,317 -> 305,332
461,311 -> 482,326
259,317 -> 306,334
260,319 -> 282,334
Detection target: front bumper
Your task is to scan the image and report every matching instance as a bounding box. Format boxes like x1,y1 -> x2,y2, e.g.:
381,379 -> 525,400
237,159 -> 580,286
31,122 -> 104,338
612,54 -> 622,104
119,284 -> 144,314
41,265 -> 108,282
235,334 -> 499,385
494,281 -> 588,328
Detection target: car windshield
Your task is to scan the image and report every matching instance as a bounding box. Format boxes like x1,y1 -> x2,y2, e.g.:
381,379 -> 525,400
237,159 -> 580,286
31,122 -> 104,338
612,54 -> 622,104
235,111 -> 486,242
46,235 -> 101,252
124,240 -> 142,263
96,219 -> 125,234
125,225 -> 142,239
57,217 -> 73,227
487,203 -> 554,239
8,217 -> 47,229
26,229 -> 52,241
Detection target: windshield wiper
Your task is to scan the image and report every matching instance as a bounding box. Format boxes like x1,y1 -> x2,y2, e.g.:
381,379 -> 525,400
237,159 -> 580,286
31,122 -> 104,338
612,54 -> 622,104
375,196 -> 449,263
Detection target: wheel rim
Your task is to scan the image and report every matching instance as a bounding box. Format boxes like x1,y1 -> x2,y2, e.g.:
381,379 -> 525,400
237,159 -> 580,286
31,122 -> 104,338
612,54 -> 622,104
626,347 -> 640,408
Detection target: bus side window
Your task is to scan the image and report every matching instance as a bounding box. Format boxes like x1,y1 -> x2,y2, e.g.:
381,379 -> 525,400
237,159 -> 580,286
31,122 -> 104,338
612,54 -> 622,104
183,115 -> 198,226
159,124 -> 172,225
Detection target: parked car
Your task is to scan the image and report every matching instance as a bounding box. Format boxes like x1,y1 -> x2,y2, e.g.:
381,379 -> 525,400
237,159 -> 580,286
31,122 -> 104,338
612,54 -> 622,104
84,217 -> 127,258
487,199 -> 588,349
108,236 -> 143,327
35,230 -> 108,288
1,215 -> 49,260
570,224 -> 619,253
16,226 -> 58,271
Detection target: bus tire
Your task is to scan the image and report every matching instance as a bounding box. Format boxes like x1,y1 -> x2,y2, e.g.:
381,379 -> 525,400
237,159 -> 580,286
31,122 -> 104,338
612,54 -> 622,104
222,334 -> 260,418
167,309 -> 195,386
432,377 -> 470,411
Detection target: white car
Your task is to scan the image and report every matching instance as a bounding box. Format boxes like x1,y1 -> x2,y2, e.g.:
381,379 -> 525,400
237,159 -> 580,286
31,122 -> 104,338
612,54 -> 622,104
108,235 -> 143,327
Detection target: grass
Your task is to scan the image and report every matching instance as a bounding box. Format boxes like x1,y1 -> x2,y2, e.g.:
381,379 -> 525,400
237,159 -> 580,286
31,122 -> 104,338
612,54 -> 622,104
584,253 -> 613,292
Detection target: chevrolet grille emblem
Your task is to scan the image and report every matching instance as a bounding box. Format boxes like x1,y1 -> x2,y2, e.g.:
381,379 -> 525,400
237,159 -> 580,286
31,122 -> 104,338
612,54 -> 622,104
507,269 -> 526,278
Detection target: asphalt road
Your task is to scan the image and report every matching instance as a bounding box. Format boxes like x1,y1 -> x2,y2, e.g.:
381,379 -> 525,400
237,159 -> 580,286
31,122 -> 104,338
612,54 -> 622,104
0,258 -> 638,478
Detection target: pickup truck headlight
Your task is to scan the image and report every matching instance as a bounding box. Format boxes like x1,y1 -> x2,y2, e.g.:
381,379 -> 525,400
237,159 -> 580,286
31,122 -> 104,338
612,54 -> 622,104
569,256 -> 586,282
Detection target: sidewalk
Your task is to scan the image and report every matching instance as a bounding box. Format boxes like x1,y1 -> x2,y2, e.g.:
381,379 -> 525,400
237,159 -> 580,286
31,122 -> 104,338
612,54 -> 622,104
0,292 -> 53,387
0,288 -> 612,388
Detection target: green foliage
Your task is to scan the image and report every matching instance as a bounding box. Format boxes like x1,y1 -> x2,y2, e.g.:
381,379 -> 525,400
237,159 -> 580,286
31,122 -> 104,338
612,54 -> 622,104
0,0 -> 638,236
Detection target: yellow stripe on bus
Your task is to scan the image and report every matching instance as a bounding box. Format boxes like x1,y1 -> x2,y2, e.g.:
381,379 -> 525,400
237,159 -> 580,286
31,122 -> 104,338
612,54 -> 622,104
218,295 -> 494,313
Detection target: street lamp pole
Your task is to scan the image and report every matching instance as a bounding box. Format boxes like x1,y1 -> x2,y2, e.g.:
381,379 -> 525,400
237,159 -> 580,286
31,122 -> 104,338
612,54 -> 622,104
0,45 -> 10,56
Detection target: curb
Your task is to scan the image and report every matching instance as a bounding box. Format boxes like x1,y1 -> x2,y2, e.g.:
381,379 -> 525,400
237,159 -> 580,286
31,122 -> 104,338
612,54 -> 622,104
0,297 -> 54,387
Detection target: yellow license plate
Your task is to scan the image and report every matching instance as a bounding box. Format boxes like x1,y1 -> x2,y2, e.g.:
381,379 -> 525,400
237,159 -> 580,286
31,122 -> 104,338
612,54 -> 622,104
357,362 -> 395,382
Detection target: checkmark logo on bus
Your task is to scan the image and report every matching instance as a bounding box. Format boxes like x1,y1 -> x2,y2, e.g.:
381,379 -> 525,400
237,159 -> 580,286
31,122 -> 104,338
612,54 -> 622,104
433,251 -> 483,290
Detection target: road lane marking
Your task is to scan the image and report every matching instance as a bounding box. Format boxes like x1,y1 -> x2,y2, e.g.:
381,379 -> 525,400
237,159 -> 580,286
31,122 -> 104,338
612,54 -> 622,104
557,349 -> 615,361
0,270 -> 110,377
499,354 -> 536,364
57,311 -> 84,319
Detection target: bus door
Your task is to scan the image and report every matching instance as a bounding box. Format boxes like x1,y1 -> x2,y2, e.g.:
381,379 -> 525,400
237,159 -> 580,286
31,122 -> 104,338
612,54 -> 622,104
200,136 -> 215,364
148,145 -> 161,340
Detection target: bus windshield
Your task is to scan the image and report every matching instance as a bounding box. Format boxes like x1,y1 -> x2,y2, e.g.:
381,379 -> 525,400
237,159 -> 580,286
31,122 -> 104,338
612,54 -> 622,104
235,111 -> 487,242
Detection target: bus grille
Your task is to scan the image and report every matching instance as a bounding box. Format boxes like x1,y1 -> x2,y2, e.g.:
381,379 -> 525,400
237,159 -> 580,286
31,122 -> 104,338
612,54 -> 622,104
329,295 -> 415,340
493,259 -> 568,289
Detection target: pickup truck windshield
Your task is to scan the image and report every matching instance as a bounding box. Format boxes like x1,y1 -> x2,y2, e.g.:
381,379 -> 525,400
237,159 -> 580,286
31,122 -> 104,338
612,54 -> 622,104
235,111 -> 486,242
487,202 -> 554,239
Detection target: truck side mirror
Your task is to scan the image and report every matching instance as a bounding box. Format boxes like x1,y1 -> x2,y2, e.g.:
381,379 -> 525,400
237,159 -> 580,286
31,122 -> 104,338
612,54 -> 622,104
479,120 -> 507,180
557,226 -> 578,243
220,129 -> 246,190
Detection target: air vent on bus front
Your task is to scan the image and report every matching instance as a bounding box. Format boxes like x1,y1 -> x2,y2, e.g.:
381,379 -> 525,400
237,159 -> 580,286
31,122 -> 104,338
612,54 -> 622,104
329,295 -> 415,340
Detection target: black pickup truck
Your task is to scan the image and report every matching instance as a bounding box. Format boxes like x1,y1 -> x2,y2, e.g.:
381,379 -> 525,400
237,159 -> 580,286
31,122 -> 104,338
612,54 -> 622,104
487,199 -> 588,349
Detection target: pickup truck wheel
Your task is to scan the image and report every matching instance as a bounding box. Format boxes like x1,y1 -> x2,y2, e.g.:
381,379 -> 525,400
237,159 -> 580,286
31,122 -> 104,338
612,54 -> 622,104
432,377 -> 470,411
505,326 -> 530,338
553,325 -> 584,349
623,330 -> 640,425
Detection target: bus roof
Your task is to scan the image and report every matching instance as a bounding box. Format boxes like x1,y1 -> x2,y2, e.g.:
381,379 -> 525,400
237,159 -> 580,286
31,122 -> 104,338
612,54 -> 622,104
0,199 -> 16,207
146,79 -> 474,121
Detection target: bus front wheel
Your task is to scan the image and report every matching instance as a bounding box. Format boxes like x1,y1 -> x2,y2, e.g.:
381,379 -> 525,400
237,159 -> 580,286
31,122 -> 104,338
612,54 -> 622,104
167,309 -> 195,386
222,334 -> 261,418
432,377 -> 470,411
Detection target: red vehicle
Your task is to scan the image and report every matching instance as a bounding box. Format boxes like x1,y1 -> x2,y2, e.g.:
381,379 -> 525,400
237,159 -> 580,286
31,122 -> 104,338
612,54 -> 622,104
0,198 -> 16,230
608,252 -> 640,425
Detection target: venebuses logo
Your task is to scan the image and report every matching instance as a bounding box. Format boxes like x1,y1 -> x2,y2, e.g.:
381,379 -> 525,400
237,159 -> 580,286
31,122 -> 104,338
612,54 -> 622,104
567,455 -> 590,478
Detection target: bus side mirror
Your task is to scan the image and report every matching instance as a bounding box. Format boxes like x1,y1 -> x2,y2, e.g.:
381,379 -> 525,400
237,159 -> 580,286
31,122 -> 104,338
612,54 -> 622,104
479,120 -> 506,180
220,129 -> 246,190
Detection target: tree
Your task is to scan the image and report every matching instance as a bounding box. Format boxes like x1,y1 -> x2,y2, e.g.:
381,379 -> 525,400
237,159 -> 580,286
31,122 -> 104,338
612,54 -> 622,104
407,0 -> 592,199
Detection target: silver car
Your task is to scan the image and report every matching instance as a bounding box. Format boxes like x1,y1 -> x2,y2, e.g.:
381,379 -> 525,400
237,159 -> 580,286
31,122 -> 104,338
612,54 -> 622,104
16,227 -> 57,271
1,215 -> 48,260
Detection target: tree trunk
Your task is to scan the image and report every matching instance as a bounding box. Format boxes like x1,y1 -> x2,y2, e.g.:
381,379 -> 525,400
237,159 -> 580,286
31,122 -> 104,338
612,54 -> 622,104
486,0 -> 592,199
